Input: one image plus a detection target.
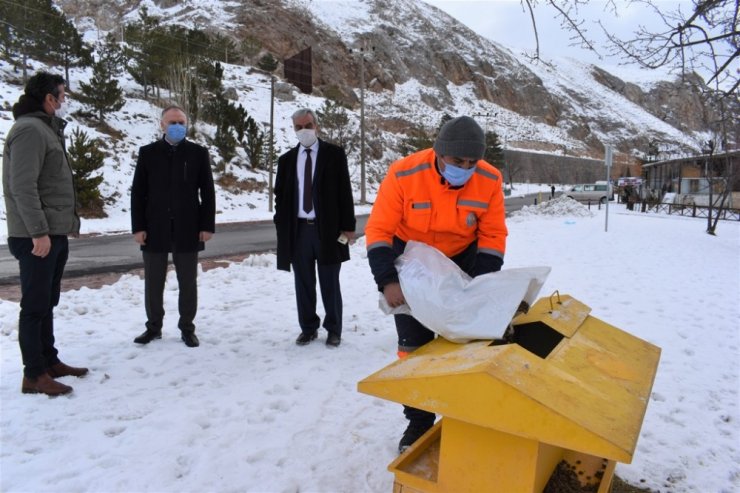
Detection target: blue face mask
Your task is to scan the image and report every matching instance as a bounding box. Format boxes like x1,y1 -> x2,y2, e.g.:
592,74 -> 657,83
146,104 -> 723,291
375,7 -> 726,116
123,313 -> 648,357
441,161 -> 476,186
166,123 -> 187,143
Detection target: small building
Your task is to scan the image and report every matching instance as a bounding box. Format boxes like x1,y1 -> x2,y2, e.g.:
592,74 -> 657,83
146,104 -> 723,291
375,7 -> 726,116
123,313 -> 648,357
642,150 -> 740,206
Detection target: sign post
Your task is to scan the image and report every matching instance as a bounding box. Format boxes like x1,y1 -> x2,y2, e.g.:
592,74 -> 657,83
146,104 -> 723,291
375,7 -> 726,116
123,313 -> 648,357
605,145 -> 613,232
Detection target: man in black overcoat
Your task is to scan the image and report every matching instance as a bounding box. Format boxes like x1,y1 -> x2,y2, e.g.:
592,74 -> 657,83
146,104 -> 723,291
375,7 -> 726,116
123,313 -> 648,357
274,108 -> 356,347
130,105 -> 216,348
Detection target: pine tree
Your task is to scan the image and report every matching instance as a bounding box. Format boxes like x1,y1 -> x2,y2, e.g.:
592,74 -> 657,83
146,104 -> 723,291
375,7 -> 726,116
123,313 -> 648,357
77,59 -> 124,121
0,0 -> 90,82
399,127 -> 434,155
257,53 -> 278,72
190,61 -> 224,127
214,120 -> 237,164
438,113 -> 453,131
244,117 -> 265,169
0,1 -> 40,78
96,34 -> 126,77
229,104 -> 266,169
67,128 -> 106,218
317,100 -> 356,155
484,131 -> 505,170
209,95 -> 238,164
124,7 -> 168,99
46,7 -> 92,89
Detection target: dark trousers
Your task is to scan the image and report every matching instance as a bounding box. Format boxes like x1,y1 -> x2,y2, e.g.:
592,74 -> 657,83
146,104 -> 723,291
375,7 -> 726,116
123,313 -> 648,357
8,236 -> 68,379
291,222 -> 342,336
142,250 -> 198,333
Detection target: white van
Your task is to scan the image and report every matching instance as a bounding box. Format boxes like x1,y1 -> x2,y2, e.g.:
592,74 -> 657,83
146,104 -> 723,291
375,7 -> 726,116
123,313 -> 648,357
566,183 -> 611,204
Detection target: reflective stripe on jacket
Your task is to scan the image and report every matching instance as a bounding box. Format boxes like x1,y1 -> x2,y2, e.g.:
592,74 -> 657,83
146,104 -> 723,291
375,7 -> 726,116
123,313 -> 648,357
365,148 -> 507,258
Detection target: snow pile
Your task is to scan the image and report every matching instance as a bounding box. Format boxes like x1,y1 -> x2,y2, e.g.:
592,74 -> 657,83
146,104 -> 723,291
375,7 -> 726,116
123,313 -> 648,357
509,195 -> 596,220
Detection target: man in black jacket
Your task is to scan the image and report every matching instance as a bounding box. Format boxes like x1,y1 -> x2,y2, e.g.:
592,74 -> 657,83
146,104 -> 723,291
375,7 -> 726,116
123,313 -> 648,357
130,105 -> 216,348
274,108 -> 356,347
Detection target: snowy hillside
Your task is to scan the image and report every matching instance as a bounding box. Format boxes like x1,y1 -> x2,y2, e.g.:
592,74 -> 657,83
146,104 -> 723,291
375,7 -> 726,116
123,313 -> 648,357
0,0 -> 717,240
1,203 -> 738,493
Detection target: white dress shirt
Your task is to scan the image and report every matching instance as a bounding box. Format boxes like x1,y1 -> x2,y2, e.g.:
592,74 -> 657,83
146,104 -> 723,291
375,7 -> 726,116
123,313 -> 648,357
297,141 -> 319,219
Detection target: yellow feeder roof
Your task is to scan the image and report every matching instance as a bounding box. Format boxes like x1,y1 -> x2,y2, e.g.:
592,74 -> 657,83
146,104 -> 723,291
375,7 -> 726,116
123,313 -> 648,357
358,295 -> 661,463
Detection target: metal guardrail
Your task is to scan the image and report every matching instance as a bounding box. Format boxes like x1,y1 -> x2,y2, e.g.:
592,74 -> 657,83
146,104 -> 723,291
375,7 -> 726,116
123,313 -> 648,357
644,202 -> 740,221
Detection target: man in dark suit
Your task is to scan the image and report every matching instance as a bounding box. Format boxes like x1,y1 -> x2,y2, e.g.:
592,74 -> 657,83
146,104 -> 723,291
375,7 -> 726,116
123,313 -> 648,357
274,108 -> 356,347
130,105 -> 216,348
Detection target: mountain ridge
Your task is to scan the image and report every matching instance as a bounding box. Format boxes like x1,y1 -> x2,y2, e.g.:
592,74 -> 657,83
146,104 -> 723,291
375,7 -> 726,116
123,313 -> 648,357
54,0 -> 725,160
1,0 -> 734,233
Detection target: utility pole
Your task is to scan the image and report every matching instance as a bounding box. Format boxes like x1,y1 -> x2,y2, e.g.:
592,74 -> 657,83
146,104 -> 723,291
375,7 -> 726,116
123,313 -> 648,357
268,76 -> 275,212
473,112 -> 492,133
350,44 -> 374,204
605,145 -> 613,232
360,49 -> 366,204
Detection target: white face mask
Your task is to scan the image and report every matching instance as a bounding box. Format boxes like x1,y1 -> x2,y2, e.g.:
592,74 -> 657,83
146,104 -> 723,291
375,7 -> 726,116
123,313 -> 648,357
296,128 -> 317,148
55,100 -> 69,119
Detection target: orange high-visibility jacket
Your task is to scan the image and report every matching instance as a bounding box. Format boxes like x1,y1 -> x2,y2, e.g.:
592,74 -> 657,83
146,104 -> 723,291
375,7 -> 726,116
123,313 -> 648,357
366,148 -> 507,258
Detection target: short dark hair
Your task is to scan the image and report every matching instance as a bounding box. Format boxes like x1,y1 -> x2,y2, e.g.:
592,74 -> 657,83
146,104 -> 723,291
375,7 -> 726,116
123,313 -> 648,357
24,71 -> 66,103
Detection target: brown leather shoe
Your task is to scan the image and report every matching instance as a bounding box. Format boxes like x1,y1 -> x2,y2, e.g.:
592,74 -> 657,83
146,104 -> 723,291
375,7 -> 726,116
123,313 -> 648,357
47,362 -> 89,378
22,374 -> 73,396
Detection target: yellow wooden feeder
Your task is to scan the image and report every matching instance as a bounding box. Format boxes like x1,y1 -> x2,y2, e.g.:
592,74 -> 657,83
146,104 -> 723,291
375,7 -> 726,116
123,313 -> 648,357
358,293 -> 661,493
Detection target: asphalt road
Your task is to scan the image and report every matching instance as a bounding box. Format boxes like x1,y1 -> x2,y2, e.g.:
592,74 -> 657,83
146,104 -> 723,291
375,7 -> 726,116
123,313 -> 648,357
0,193 -> 546,284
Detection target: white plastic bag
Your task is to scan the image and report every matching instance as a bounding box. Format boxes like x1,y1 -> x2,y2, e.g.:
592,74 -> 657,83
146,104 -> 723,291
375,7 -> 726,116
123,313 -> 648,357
381,241 -> 550,343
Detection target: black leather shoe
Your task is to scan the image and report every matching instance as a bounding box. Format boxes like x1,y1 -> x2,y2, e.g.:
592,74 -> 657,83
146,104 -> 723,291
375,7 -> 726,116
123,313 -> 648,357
398,419 -> 435,454
295,331 -> 318,346
326,333 -> 341,347
181,331 -> 200,347
134,329 -> 162,344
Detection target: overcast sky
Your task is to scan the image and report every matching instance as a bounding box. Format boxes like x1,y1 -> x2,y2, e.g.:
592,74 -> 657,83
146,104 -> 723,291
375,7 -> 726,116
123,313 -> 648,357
425,0 -> 691,71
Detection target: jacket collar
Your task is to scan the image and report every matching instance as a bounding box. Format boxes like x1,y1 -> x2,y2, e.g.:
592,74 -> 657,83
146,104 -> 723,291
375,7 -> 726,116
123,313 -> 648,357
157,136 -> 188,150
18,111 -> 66,136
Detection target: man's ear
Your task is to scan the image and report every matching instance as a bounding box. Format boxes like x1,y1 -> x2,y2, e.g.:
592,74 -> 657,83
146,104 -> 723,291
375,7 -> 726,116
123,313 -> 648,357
43,93 -> 57,113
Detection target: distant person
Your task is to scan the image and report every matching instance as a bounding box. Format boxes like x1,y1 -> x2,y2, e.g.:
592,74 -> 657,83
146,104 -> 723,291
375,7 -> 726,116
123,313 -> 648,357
273,108 -> 356,348
551,184 -> 556,199
3,71 -> 87,396
130,105 -> 216,348
365,115 -> 508,453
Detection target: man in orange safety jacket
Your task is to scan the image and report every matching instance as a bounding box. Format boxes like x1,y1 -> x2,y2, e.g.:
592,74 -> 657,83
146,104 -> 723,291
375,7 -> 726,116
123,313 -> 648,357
365,115 -> 508,454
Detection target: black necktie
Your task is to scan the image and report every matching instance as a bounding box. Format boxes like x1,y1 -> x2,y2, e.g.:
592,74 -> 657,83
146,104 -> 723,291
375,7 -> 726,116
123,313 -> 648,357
303,149 -> 313,214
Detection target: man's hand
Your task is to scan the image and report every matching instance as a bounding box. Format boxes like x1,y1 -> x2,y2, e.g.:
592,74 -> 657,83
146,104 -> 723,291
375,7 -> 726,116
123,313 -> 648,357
341,230 -> 356,245
383,282 -> 405,308
31,235 -> 51,258
200,231 -> 213,242
133,231 -> 147,245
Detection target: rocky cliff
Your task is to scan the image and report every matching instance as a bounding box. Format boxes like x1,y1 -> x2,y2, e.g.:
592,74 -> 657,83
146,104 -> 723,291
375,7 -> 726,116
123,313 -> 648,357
58,0 -> 732,159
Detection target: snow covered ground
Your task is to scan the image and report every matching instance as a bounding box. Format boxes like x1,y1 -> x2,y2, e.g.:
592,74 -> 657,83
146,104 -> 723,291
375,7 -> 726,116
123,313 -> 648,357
1,198 -> 738,493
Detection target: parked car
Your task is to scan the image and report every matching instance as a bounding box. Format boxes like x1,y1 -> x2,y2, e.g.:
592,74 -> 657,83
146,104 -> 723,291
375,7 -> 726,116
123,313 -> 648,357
566,183 -> 612,204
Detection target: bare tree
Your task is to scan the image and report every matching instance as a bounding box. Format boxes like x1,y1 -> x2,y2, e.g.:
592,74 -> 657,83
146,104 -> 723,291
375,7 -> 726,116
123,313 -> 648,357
522,0 -> 737,235
166,62 -> 195,124
704,133 -> 738,235
521,0 -> 738,96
